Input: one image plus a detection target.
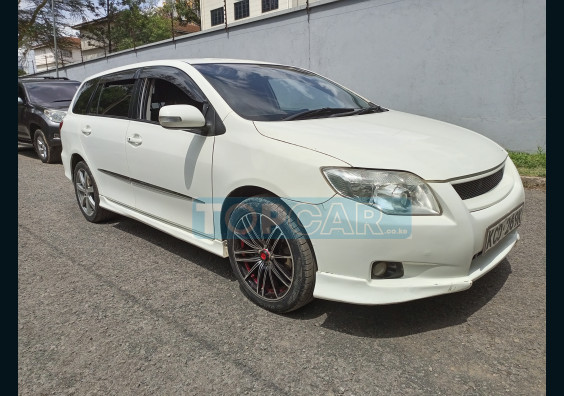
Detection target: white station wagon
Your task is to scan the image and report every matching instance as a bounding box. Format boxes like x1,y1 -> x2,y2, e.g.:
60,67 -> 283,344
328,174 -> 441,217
61,59 -> 525,312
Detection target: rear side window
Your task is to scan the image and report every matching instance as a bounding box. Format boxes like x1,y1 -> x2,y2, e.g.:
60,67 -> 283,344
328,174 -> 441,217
90,79 -> 135,118
72,78 -> 98,115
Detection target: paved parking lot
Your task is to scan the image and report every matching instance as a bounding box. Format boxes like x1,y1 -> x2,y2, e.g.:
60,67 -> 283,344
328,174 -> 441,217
18,146 -> 546,395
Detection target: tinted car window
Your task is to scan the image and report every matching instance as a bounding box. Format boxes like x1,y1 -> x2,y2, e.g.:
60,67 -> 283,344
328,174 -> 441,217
72,78 -> 99,115
24,82 -> 80,107
18,85 -> 26,101
91,79 -> 135,118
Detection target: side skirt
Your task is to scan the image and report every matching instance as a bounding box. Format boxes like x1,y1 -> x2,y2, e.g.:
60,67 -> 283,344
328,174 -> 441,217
99,195 -> 229,258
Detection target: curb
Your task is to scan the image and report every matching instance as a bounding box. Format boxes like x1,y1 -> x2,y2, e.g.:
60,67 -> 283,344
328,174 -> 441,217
521,176 -> 546,190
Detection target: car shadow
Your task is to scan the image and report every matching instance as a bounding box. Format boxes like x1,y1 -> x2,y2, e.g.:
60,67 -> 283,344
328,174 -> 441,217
18,144 -> 38,159
110,216 -> 236,281
110,214 -> 511,338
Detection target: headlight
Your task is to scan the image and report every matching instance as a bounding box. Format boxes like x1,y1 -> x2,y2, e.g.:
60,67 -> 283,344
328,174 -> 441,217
44,109 -> 67,123
322,168 -> 441,215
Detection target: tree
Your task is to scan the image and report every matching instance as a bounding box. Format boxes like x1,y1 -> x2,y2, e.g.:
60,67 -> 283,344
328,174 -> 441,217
81,0 -> 186,54
79,0 -> 175,54
19,0 -> 200,65
18,0 -> 96,50
112,2 -> 171,51
161,0 -> 200,27
78,0 -> 122,55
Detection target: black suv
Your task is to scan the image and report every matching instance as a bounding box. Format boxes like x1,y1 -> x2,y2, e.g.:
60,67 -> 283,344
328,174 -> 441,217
18,77 -> 81,163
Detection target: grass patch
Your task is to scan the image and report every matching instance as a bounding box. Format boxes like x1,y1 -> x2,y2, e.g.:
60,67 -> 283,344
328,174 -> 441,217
508,148 -> 546,177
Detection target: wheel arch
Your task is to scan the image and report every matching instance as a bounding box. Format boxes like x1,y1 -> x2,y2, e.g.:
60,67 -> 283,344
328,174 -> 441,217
219,185 -> 276,240
29,123 -> 42,140
70,153 -> 86,181
220,185 -> 318,271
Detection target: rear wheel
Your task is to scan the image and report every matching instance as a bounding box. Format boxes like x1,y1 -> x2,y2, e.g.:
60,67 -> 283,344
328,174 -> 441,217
227,196 -> 315,313
33,129 -> 60,163
73,161 -> 113,223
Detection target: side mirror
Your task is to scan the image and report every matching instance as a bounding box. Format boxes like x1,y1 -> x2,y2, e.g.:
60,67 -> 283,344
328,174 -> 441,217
18,97 -> 23,105
158,105 -> 206,129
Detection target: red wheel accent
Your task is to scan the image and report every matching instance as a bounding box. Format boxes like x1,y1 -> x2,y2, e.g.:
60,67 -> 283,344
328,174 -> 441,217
242,240 -> 258,283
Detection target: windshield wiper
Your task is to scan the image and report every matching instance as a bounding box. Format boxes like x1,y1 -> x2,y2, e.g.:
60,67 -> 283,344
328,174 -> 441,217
332,105 -> 388,117
52,99 -> 73,102
282,107 -> 355,121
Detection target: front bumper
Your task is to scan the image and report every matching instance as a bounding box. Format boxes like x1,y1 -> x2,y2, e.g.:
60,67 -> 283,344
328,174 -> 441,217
313,230 -> 518,304
289,157 -> 525,305
43,121 -> 62,146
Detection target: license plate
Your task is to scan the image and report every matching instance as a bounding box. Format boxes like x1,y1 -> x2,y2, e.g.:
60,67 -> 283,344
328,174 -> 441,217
483,204 -> 524,254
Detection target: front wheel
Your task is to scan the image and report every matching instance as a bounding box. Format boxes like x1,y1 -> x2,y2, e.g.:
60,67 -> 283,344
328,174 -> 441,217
73,161 -> 113,223
227,196 -> 316,313
33,129 -> 60,163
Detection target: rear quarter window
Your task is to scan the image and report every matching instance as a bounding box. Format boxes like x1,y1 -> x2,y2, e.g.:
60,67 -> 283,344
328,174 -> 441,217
72,78 -> 99,115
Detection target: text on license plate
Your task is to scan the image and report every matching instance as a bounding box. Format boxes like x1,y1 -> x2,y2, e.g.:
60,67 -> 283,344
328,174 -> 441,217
483,204 -> 524,254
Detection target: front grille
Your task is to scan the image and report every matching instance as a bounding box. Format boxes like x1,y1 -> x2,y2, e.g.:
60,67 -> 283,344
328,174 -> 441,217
452,166 -> 504,200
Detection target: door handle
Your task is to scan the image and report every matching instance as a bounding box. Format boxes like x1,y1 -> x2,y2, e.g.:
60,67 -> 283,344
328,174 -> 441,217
127,135 -> 143,146
81,126 -> 92,136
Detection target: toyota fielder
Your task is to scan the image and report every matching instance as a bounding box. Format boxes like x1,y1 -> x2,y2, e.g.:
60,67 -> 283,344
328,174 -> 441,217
61,59 -> 525,312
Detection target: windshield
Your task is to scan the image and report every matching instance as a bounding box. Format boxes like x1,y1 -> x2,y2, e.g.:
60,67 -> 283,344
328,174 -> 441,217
193,63 -> 375,121
24,82 -> 81,108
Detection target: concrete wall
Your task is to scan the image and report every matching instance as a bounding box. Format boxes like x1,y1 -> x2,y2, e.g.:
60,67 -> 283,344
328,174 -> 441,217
36,0 -> 546,152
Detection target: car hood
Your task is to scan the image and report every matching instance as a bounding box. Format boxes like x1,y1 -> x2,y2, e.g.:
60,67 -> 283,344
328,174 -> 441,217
32,102 -> 70,111
253,110 -> 507,181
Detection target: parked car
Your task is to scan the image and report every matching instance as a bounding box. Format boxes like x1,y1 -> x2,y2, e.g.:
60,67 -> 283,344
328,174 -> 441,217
18,77 -> 81,163
61,59 -> 525,312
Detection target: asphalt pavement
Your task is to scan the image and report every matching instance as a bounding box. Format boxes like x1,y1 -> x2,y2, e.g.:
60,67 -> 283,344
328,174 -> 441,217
18,146 -> 546,395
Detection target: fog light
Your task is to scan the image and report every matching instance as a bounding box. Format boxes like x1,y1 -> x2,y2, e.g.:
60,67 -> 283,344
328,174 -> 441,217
371,261 -> 404,279
372,261 -> 388,277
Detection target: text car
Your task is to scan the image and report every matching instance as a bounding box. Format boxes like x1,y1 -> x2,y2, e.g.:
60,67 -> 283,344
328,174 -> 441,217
61,59 -> 525,312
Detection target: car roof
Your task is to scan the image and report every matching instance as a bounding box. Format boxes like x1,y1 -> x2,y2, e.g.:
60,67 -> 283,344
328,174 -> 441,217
83,58 -> 279,81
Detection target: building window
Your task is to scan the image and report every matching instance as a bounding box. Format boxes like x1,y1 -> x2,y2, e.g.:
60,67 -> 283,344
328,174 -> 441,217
234,0 -> 249,20
61,49 -> 72,58
210,7 -> 224,26
262,0 -> 278,13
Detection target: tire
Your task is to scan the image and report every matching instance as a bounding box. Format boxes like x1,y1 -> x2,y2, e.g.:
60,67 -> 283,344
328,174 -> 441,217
33,129 -> 61,164
73,161 -> 113,223
226,196 -> 315,313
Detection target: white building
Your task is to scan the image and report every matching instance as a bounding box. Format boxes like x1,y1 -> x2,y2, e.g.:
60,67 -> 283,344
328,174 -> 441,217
200,0 -> 320,30
33,38 -> 82,73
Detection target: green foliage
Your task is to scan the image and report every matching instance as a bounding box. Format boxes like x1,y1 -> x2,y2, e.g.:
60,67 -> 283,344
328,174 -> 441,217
162,0 -> 201,26
19,0 -> 201,67
112,4 -> 172,51
18,0 -> 97,50
18,69 -> 27,77
80,0 -> 193,54
508,148 -> 546,177
79,0 -> 127,54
